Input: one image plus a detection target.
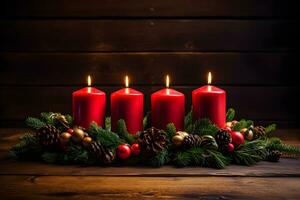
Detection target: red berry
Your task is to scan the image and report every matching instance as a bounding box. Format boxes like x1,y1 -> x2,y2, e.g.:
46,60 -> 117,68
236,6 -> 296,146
131,143 -> 141,156
117,144 -> 131,159
230,131 -> 245,146
228,143 -> 235,152
67,128 -> 74,134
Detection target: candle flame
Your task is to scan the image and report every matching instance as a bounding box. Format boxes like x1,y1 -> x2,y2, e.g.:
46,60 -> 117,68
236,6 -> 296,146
125,75 -> 129,88
87,75 -> 92,86
166,75 -> 170,88
208,72 -> 212,85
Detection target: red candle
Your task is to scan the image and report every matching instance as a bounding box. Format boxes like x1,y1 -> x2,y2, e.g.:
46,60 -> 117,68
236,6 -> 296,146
73,76 -> 106,129
192,72 -> 226,128
151,75 -> 185,130
111,76 -> 144,135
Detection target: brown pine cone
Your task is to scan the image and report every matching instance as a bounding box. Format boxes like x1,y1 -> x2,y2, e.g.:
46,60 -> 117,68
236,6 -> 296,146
89,141 -> 116,164
215,129 -> 232,153
36,125 -> 60,146
182,134 -> 202,149
253,126 -> 266,139
266,150 -> 282,162
139,127 -> 167,156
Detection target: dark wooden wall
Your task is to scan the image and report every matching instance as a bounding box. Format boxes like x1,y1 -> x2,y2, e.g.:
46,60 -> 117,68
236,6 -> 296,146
0,0 -> 298,127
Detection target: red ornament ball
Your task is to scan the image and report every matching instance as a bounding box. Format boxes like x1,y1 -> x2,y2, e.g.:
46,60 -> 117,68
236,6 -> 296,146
228,143 -> 235,152
224,126 -> 232,132
117,144 -> 131,159
230,131 -> 245,146
131,143 -> 141,156
67,128 -> 74,135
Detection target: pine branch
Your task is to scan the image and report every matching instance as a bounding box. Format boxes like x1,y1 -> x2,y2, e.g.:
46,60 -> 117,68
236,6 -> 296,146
232,119 -> 253,131
116,119 -> 135,144
174,147 -> 230,169
184,108 -> 192,131
192,118 -> 219,136
231,140 -> 268,166
65,114 -> 73,127
143,112 -> 151,130
146,149 -> 169,167
88,122 -> 122,149
226,108 -> 235,122
267,137 -> 300,156
265,124 -> 276,137
42,152 -> 58,163
105,117 -> 111,130
165,123 -> 176,140
40,112 -> 55,125
26,117 -> 46,129
9,133 -> 43,159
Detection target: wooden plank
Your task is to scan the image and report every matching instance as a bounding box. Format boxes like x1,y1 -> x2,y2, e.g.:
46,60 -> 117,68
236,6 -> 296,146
0,176 -> 299,200
0,20 -> 295,51
0,86 -> 298,123
0,52 -> 296,86
1,0 -> 296,18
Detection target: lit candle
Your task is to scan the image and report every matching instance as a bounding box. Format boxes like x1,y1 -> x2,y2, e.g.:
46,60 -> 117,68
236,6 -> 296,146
72,75 -> 106,128
111,75 -> 144,135
192,72 -> 226,128
151,75 -> 185,130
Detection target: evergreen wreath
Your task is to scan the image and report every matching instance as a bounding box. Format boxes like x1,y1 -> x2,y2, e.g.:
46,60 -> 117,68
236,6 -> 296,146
10,109 -> 300,168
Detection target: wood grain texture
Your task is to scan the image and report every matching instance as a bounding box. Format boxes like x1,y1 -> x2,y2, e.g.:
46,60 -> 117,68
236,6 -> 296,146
0,20 -> 295,51
0,176 -> 299,200
0,86 -> 298,124
2,0 -> 296,18
0,52 -> 296,86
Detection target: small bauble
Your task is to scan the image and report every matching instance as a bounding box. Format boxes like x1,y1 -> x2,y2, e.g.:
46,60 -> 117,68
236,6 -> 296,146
230,131 -> 245,146
226,122 -> 233,128
131,143 -> 141,156
72,127 -> 85,143
201,135 -> 218,150
82,136 -> 93,148
228,143 -> 235,152
231,120 -> 238,126
59,132 -> 72,145
176,131 -> 189,138
224,126 -> 232,132
244,129 -> 254,141
172,135 -> 184,146
117,144 -> 131,159
240,128 -> 248,135
67,128 -> 74,134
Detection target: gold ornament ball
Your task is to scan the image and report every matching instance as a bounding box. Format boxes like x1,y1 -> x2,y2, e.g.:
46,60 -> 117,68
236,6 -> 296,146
226,121 -> 233,128
60,132 -> 72,144
82,136 -> 93,147
231,120 -> 238,126
240,128 -> 248,135
176,131 -> 189,138
172,135 -> 184,146
245,129 -> 254,140
72,127 -> 85,143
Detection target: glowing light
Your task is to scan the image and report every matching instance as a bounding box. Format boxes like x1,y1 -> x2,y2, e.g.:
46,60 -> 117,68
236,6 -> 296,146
125,75 -> 129,88
166,75 -> 170,88
87,75 -> 92,86
208,72 -> 212,85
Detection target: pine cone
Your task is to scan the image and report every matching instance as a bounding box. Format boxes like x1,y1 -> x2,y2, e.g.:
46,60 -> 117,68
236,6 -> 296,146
36,125 -> 60,146
253,126 -> 266,139
266,150 -> 282,162
182,134 -> 202,149
215,129 -> 232,153
89,141 -> 116,164
139,127 -> 167,156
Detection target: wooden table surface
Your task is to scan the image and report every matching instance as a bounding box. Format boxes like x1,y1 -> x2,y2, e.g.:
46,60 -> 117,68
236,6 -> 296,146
0,128 -> 299,200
